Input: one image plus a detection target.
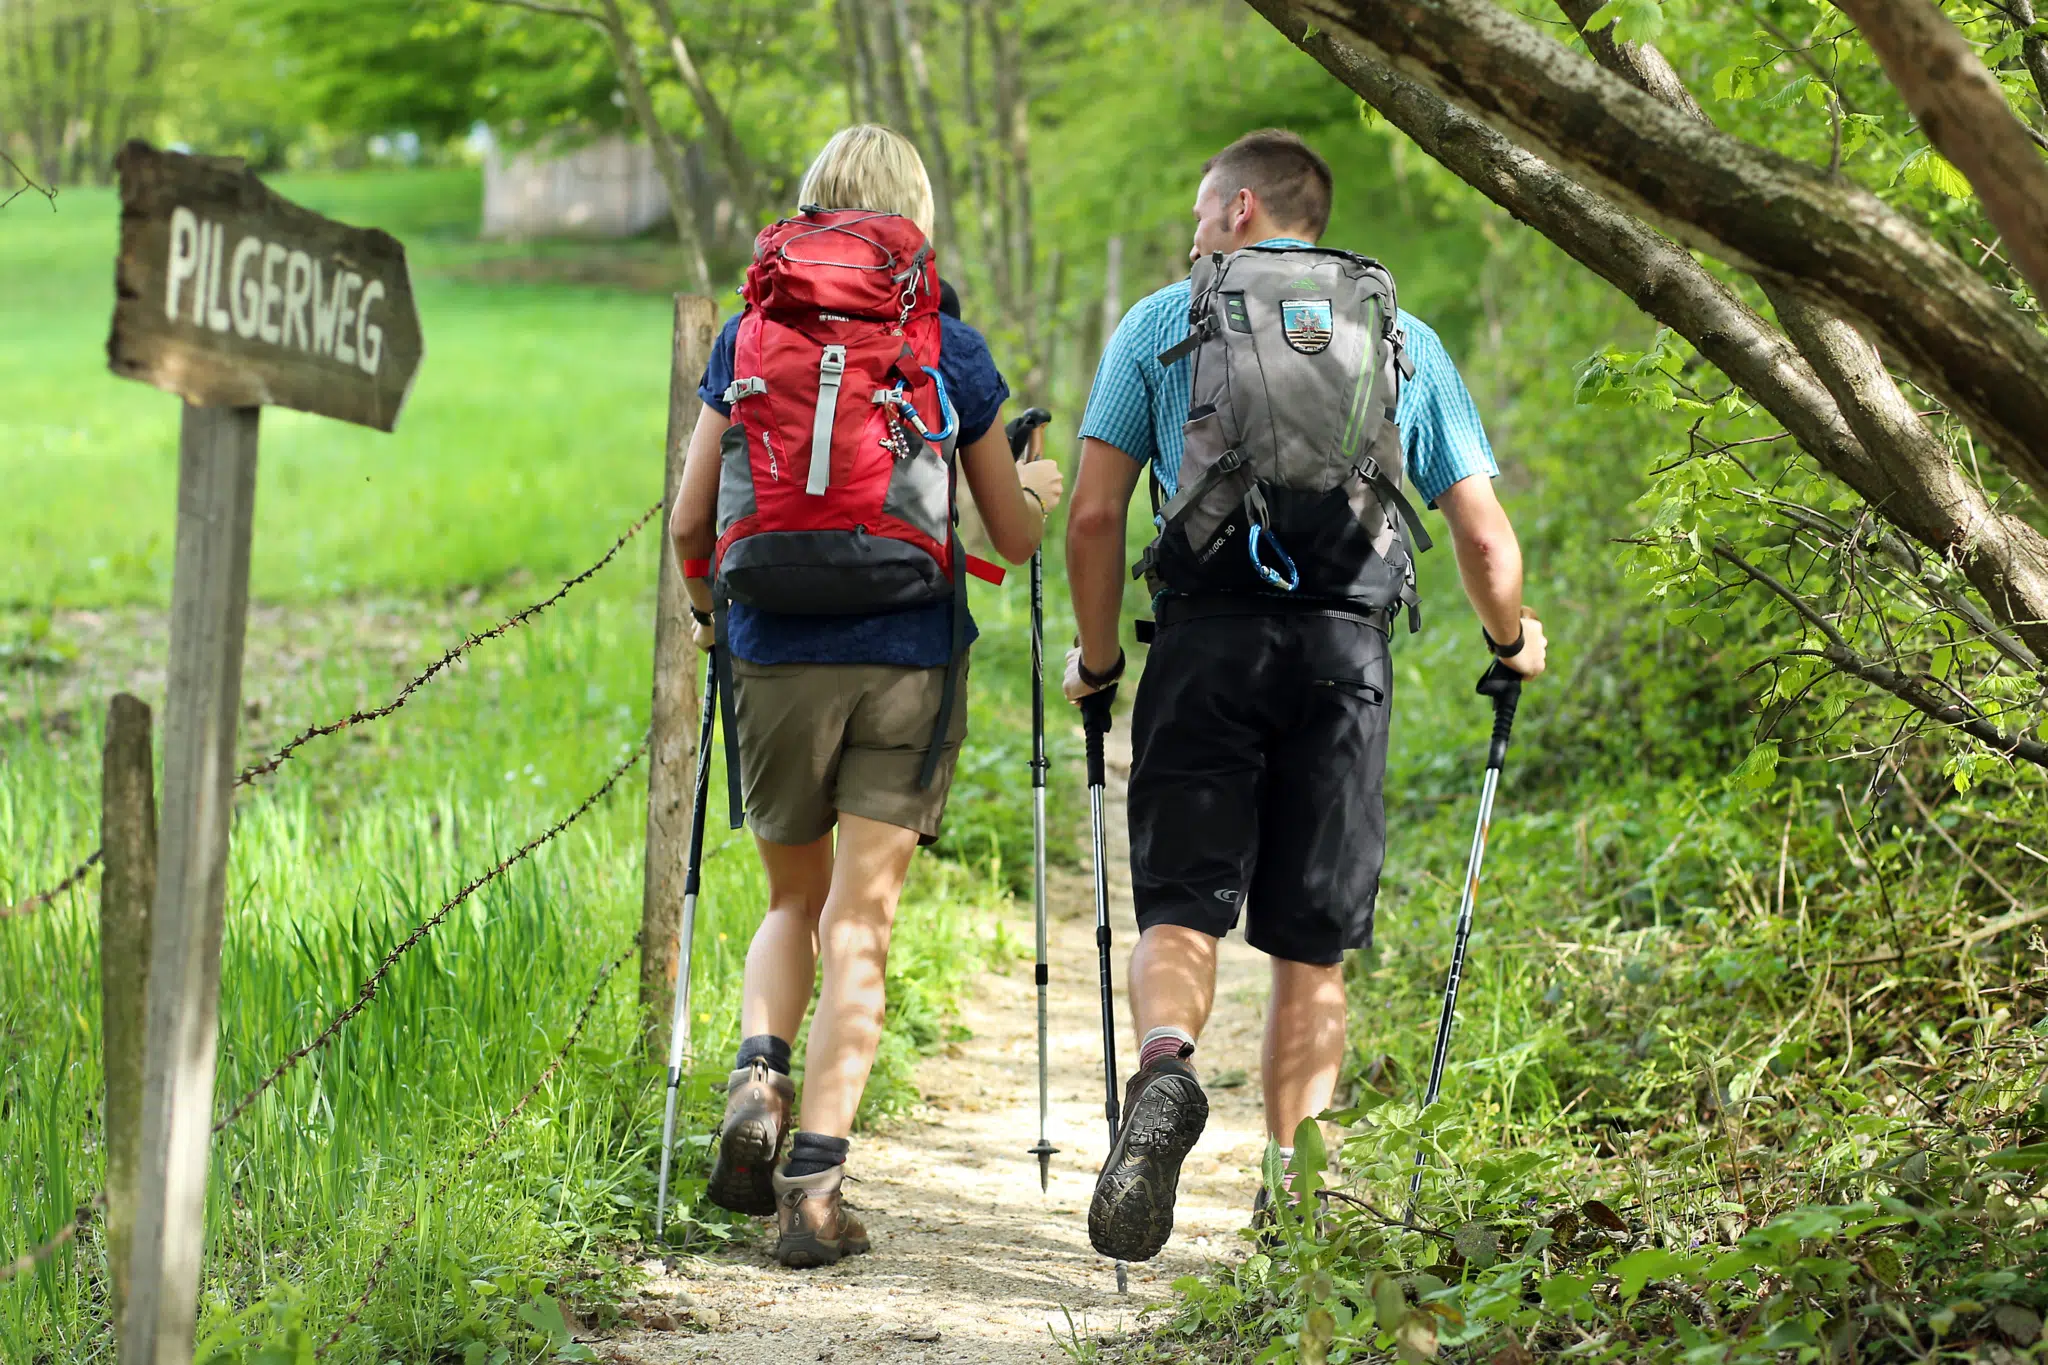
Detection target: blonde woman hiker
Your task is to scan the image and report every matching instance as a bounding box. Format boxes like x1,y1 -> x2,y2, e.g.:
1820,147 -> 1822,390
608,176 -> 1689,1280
667,124 -> 1064,1269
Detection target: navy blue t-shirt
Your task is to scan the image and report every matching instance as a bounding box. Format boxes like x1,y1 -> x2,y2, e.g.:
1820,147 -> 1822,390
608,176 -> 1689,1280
699,311 -> 1011,666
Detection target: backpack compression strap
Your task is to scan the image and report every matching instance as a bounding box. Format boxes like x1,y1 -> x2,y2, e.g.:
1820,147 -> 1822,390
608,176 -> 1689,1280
807,345 -> 847,496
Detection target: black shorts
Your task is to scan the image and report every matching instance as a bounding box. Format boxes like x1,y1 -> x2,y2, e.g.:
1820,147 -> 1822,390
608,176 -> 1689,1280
1127,607 -> 1391,966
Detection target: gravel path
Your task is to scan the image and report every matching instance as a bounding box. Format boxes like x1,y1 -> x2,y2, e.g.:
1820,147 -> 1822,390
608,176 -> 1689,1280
612,732 -> 1272,1364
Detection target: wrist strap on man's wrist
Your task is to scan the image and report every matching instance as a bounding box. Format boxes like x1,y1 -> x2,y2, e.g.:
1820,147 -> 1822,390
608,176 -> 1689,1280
1078,647 -> 1126,690
1483,624 -> 1526,659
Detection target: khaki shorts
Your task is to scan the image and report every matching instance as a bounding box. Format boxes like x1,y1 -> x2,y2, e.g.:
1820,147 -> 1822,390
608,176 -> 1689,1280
729,655 -> 969,846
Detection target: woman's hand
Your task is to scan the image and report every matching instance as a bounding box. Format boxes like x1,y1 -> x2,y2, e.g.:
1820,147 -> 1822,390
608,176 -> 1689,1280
1020,457 -> 1065,514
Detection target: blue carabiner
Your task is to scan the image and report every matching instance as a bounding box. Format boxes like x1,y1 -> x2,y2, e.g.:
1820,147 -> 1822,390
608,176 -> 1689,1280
1248,523 -> 1299,592
916,365 -> 957,443
883,367 -> 957,446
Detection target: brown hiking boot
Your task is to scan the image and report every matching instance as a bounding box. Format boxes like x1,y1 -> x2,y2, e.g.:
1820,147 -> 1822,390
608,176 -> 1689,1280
770,1165 -> 870,1269
1088,1056 -> 1209,1262
707,1061 -> 793,1216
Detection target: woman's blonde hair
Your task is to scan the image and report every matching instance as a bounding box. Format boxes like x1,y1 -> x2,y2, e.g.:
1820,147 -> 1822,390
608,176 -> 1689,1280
797,125 -> 937,238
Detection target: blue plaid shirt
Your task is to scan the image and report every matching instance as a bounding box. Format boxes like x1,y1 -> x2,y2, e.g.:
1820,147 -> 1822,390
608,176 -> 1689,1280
1080,240 -> 1498,506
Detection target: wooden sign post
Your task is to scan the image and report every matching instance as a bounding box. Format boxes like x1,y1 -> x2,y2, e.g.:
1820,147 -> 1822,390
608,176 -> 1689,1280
105,140 -> 422,1365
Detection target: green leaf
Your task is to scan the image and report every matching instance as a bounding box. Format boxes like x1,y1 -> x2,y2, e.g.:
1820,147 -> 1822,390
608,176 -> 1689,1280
1611,1247 -> 1697,1302
1292,1116 -> 1328,1199
1300,1306 -> 1336,1365
1586,0 -> 1663,44
1371,1271 -> 1407,1331
1538,1273 -> 1590,1309
1898,145 -> 1974,200
1453,1220 -> 1499,1269
1984,1142 -> 2048,1171
1357,98 -> 1380,129
1732,740 -> 1780,791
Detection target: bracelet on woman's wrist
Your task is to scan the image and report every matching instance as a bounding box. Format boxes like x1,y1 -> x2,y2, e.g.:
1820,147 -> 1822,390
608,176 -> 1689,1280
1022,486 -> 1046,516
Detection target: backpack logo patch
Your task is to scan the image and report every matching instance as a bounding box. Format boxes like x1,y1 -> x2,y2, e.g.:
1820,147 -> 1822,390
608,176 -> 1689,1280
1280,298 -> 1333,354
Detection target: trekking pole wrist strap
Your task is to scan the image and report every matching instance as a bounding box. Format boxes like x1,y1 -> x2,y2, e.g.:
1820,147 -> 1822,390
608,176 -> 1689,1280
1483,624 -> 1526,659
1077,647 -> 1126,690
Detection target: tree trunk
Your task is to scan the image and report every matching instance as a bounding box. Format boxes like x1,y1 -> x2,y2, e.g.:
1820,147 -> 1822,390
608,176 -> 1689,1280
871,0 -> 919,138
1831,0 -> 2048,309
1245,0 -> 2048,659
833,0 -> 866,123
594,0 -> 710,288
643,0 -> 761,223
1288,0 -> 2048,504
891,0 -> 960,249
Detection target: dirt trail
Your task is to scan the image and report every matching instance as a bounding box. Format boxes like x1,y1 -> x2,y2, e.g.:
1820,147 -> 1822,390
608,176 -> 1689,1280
615,732 -> 1270,1364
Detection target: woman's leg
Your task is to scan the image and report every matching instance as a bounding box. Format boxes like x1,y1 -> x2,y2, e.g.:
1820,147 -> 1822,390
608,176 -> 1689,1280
793,812 -> 921,1138
740,831 -> 835,1043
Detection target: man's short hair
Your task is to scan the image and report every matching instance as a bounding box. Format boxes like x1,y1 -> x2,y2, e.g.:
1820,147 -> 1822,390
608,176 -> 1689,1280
1202,129 -> 1333,239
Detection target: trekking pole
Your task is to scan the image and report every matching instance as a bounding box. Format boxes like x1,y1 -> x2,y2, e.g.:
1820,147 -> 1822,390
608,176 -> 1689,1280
655,654 -> 721,1241
1007,407 -> 1058,1191
1406,659 -> 1523,1225
1080,684 -> 1129,1294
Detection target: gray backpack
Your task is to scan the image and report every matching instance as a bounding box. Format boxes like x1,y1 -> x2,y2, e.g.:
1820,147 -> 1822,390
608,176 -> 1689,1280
1135,245 -> 1432,629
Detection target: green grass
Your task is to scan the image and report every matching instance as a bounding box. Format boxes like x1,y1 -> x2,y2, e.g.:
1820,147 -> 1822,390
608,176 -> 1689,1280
0,167 -> 1038,1362
0,168 -> 682,607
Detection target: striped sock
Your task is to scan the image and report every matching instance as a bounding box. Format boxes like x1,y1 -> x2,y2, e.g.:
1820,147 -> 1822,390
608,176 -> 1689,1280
1139,1025 -> 1196,1071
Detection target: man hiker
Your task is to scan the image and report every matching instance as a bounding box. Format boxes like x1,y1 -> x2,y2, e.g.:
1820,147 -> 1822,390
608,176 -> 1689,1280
1062,128 -> 1548,1262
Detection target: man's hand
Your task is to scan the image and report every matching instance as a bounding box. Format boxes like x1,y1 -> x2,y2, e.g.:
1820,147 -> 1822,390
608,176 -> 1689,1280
1497,606 -> 1547,679
1063,644 -> 1115,702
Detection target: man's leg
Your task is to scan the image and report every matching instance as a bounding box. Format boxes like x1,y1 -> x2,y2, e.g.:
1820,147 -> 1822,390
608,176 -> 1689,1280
1129,922 -> 1220,1042
1264,956 -> 1346,1142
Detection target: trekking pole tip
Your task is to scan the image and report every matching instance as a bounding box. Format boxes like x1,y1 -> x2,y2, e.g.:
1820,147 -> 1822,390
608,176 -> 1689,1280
1115,1261 -> 1129,1294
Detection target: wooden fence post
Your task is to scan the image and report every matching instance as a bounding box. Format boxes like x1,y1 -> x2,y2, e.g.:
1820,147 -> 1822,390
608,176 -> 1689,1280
101,693 -> 157,1342
641,295 -> 719,1051
121,403 -> 259,1365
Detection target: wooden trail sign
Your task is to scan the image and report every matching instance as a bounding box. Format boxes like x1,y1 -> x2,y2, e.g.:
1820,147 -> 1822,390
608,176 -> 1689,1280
108,140 -> 423,431
106,142 -> 420,1365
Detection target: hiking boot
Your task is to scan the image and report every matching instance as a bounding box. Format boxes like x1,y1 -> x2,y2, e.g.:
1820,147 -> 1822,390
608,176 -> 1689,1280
707,1062 -> 793,1216
770,1165 -> 871,1269
1088,1056 -> 1209,1262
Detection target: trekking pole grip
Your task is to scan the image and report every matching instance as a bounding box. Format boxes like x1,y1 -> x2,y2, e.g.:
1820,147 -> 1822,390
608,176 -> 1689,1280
1476,661 -> 1522,770
1007,407 -> 1053,462
1080,686 -> 1117,787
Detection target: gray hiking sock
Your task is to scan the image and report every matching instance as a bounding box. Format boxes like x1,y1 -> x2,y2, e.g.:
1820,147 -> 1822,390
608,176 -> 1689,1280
736,1034 -> 792,1076
782,1131 -> 850,1179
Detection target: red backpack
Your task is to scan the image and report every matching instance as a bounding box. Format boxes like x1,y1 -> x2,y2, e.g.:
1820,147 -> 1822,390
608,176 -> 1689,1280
708,208 -> 999,798
713,208 -> 998,613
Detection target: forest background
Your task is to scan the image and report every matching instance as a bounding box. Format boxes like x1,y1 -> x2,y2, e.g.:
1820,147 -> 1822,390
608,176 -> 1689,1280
4,1 -> 2048,1362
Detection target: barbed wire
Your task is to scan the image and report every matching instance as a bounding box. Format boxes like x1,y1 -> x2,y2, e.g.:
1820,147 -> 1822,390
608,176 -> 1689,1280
0,1193 -> 103,1284
0,850 -> 101,922
212,737 -> 649,1134
2,501 -> 663,921
315,947 -> 632,1360
235,499 -> 662,788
